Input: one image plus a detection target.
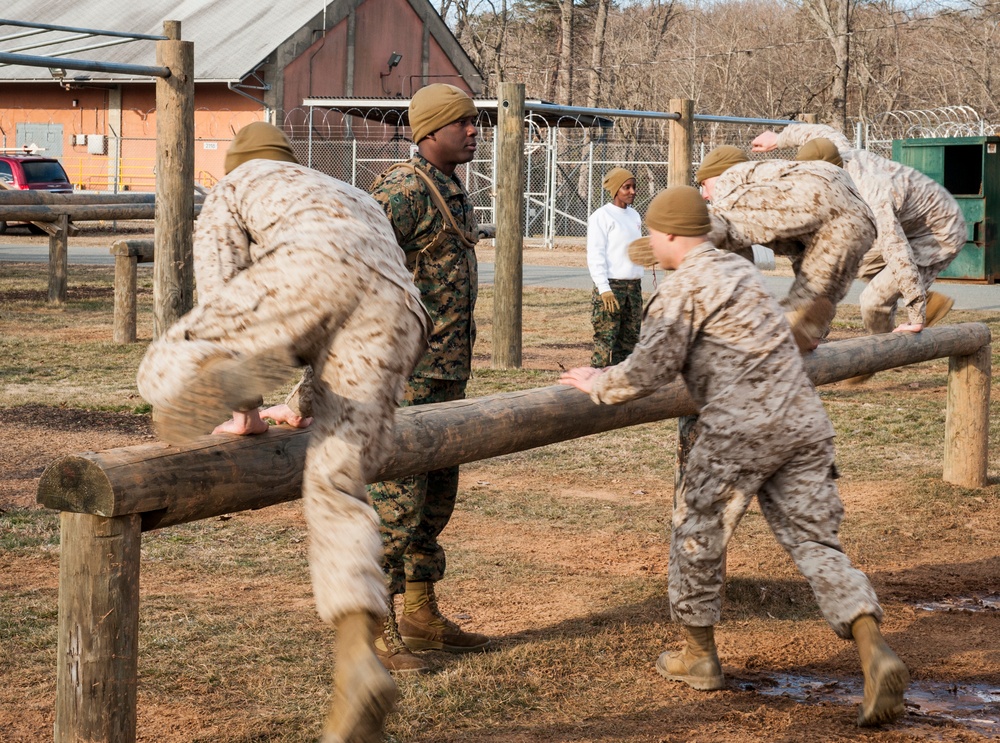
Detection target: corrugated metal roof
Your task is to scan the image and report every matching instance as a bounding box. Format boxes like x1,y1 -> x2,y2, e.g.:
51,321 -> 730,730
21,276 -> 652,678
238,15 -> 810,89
0,1 -> 335,82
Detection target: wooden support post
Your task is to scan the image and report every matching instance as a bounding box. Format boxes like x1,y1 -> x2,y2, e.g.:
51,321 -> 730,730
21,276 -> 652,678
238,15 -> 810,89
114,252 -> 138,344
493,81 -> 526,369
668,98 -> 697,520
111,240 -> 154,344
48,213 -> 69,304
55,512 -> 141,743
154,20 -> 195,338
668,98 -> 694,187
944,341 -> 991,488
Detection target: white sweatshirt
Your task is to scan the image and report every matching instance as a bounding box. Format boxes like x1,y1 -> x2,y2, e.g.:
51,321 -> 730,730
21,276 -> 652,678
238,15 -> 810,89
586,202 -> 644,293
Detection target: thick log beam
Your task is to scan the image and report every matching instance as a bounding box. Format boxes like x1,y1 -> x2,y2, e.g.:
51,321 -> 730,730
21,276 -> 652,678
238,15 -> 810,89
37,324 -> 992,529
0,204 -> 202,222
0,191 -> 202,206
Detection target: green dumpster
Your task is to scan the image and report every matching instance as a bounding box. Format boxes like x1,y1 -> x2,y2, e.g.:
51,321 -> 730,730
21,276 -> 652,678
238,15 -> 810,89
892,135 -> 1000,283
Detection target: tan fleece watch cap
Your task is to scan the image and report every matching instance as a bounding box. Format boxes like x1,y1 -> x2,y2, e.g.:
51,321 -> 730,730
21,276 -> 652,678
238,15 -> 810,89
408,84 -> 478,143
224,122 -> 298,175
627,185 -> 711,266
602,167 -> 635,198
695,145 -> 749,183
795,138 -> 844,168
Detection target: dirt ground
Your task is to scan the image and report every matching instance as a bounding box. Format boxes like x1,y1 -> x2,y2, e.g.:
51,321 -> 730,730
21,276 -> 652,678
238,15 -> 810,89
1,248 -> 998,742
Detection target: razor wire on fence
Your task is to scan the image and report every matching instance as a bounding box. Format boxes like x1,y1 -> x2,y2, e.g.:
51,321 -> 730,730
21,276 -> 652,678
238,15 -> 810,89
3,98 -> 997,240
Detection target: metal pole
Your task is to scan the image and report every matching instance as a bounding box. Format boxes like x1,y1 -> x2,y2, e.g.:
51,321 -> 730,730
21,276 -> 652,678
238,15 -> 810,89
307,107 -> 314,168
587,140 -> 593,216
351,137 -> 357,186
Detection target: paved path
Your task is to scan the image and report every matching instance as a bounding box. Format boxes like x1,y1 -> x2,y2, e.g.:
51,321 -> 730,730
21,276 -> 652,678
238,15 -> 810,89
4,244 -> 1000,311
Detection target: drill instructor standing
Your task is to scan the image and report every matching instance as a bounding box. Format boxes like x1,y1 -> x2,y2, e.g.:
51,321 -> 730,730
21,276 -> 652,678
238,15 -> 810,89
368,84 -> 491,674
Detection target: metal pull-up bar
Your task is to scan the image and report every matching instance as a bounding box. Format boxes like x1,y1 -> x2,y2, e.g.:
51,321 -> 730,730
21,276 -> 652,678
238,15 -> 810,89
0,18 -> 170,77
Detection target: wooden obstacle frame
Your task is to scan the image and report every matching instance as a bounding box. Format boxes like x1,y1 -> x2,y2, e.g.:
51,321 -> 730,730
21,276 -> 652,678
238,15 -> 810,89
37,324 -> 991,742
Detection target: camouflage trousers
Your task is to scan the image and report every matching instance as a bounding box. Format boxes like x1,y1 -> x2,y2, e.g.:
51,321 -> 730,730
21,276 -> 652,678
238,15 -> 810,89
137,248 -> 427,622
669,438 -> 881,638
591,279 -> 643,368
368,376 -> 468,595
858,247 -> 959,333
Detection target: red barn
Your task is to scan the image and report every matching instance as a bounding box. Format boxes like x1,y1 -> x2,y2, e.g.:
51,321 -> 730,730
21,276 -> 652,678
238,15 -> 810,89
0,1 -> 482,191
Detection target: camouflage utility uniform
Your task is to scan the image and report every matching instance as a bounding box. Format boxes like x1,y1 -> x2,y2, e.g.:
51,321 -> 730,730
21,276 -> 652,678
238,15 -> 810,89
587,202 -> 644,367
775,123 -> 966,331
707,159 -> 877,323
589,242 -> 882,636
368,155 -> 478,595
137,160 -> 430,622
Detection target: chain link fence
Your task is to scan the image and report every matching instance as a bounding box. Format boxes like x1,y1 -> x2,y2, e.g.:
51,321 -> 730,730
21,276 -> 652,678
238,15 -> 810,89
3,102 -> 992,239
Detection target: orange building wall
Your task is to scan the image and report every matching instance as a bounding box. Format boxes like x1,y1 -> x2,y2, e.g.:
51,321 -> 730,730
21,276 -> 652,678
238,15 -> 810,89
0,82 -> 262,191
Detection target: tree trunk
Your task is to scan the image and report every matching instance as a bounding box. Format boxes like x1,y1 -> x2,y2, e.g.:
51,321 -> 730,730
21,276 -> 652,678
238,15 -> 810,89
558,0 -> 575,105
832,0 -> 850,133
587,0 -> 610,108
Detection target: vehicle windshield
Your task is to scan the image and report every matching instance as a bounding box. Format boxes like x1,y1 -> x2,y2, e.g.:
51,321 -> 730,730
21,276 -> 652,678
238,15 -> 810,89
21,161 -> 70,184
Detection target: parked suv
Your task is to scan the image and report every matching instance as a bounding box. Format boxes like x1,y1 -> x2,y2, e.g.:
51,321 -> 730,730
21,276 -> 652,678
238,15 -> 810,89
0,153 -> 73,234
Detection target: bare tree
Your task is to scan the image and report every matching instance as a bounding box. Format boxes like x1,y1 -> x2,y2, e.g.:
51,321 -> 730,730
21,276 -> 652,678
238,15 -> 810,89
587,0 -> 610,107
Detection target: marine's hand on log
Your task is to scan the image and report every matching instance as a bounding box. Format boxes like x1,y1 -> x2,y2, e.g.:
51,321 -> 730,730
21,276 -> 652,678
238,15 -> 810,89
893,322 -> 924,333
260,404 -> 313,429
559,366 -> 605,394
211,405 -> 313,436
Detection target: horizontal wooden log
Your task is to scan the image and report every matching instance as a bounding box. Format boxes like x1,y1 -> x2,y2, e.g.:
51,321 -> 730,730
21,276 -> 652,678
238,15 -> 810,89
37,324 -> 991,530
111,239 -> 155,262
0,204 -> 202,222
0,191 -> 204,206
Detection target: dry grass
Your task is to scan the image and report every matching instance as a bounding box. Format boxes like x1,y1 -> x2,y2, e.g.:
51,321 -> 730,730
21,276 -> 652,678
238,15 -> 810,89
2,261 -> 1000,742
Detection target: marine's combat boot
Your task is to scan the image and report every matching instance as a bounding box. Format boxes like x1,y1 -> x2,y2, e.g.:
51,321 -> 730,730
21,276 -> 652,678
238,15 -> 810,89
398,581 -> 491,653
373,601 -> 429,675
785,296 -> 836,353
925,291 -> 955,327
322,611 -> 399,743
655,624 -> 725,691
852,615 -> 909,727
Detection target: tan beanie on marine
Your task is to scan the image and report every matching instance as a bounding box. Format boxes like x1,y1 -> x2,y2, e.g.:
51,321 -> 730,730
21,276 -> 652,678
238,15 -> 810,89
224,122 -> 298,175
627,185 -> 711,266
408,84 -> 478,143
646,185 -> 711,236
695,145 -> 749,183
602,167 -> 635,199
795,138 -> 844,168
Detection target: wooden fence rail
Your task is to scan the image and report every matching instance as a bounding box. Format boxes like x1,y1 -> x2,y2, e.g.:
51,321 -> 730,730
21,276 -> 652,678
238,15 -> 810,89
37,324 -> 991,742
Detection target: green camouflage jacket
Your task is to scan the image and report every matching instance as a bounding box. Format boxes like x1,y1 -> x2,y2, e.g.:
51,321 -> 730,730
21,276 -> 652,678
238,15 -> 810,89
372,155 -> 478,380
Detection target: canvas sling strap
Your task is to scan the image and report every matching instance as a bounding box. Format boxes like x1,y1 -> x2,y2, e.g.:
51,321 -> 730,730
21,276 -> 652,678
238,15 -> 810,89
381,162 -> 478,276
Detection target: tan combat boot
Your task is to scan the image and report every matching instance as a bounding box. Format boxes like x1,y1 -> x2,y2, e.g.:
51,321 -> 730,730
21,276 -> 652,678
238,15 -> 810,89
373,600 -> 429,675
925,291 -> 955,327
785,296 -> 836,354
398,581 -> 491,653
655,624 -> 725,691
322,611 -> 398,743
852,615 -> 909,727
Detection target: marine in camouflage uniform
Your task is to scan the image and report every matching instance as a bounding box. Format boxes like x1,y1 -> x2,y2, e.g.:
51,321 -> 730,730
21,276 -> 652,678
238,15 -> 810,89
588,244 -> 880,637
136,134 -> 430,743
561,186 -> 909,727
705,157 -> 877,333
369,152 -> 477,592
766,123 -> 966,332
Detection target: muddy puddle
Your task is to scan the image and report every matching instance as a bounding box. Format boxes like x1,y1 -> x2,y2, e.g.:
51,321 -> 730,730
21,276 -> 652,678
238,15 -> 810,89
744,672 -> 1000,737
914,594 -> 1000,613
